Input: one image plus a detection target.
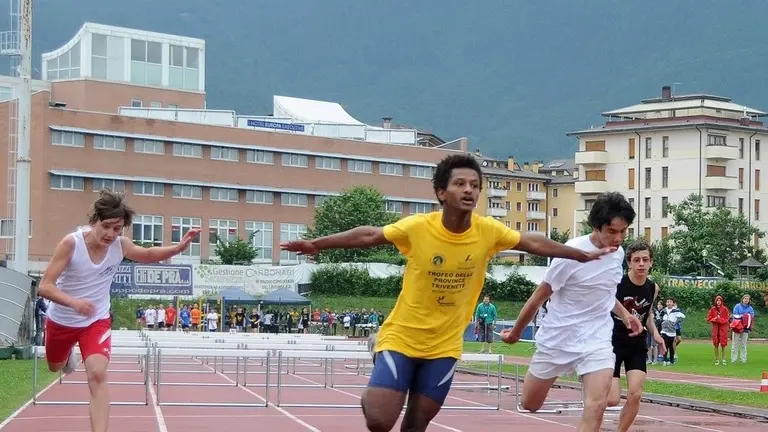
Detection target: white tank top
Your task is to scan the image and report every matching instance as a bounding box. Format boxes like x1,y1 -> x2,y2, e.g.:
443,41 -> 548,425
47,228 -> 124,328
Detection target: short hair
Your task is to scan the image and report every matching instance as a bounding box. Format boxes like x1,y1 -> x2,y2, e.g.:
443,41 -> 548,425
626,239 -> 653,262
587,192 -> 636,230
88,188 -> 135,226
432,154 -> 483,204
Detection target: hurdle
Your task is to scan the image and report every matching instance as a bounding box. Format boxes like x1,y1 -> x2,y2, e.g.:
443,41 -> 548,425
32,346 -> 151,406
154,347 -> 271,407
274,350 -> 506,410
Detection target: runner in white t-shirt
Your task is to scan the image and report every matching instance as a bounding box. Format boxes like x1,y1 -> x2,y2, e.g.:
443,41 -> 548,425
501,192 -> 643,432
206,311 -> 219,332
144,306 -> 157,329
39,190 -> 200,432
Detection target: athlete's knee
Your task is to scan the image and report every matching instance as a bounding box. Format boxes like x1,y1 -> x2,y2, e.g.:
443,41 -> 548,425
361,390 -> 400,432
47,362 -> 64,373
625,386 -> 643,406
85,357 -> 109,385
583,393 -> 608,413
607,392 -> 621,407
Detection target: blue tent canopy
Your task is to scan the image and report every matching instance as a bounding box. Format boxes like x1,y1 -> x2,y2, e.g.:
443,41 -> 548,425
260,288 -> 310,306
207,287 -> 256,302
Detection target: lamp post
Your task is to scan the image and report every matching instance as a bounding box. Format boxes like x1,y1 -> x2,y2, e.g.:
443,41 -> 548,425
702,249 -> 708,277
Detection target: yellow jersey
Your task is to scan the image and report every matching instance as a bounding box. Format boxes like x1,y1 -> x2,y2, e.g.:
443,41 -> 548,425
377,211 -> 521,360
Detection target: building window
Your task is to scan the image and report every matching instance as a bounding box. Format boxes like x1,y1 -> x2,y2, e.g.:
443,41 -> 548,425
46,41 -> 80,80
246,190 -> 274,204
246,221 -> 273,262
645,167 -> 652,189
707,135 -> 726,146
662,167 -> 668,188
92,178 -> 125,192
644,137 -> 652,159
662,136 -> 669,158
130,39 -> 162,86
150,102 -> 161,108
409,202 -> 432,214
349,160 -> 373,173
134,181 -> 164,197
0,219 -> 32,238
516,182 -> 522,192
410,166 -> 433,179
379,163 -> 403,176
91,34 -> 108,79
168,104 -> 179,109
316,157 -> 341,171
94,136 -> 126,151
172,143 -> 202,158
552,208 -> 558,217
282,153 -> 308,168
50,175 -> 84,191
386,201 -> 403,213
644,197 -> 651,219
552,188 -> 559,198
585,199 -> 596,210
51,131 -> 85,147
740,138 -> 745,159
210,147 -> 239,162
755,199 -> 760,221
172,184 -> 202,199
133,215 -> 163,246
756,169 -> 761,191
210,188 -> 239,202
314,196 -> 326,207
662,196 -> 669,218
247,150 -> 274,164
281,193 -> 308,207
169,45 -> 200,91
134,139 -> 164,155
644,227 -> 651,241
739,198 -> 744,215
528,183 -> 540,192
527,222 -> 539,232
739,168 -> 744,189
209,219 -> 238,252
707,196 -> 726,208
280,223 -> 306,261
628,227 -> 635,239
628,168 -> 635,189
516,202 -> 522,211
131,99 -> 142,108
172,217 -> 201,257
628,138 -> 636,159
757,140 -> 761,161
527,202 -> 540,212
629,198 -> 635,209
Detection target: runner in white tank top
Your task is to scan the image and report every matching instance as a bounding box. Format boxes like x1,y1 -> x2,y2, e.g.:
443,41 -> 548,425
38,190 -> 200,432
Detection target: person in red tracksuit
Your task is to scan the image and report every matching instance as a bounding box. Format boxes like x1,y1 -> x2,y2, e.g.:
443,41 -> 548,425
707,295 -> 730,365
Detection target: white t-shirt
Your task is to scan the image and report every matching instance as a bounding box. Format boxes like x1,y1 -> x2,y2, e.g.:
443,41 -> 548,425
157,308 -> 166,324
207,312 -> 218,330
343,315 -> 351,328
535,234 -> 624,354
144,308 -> 157,325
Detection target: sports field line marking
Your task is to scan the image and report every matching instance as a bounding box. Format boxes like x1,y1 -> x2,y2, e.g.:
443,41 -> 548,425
636,415 -> 726,432
201,362 -> 321,432
0,370 -> 60,430
148,378 -> 168,432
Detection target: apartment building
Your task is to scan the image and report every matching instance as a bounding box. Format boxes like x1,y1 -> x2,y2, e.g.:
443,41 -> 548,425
568,85 -> 768,245
538,159 -> 578,237
0,23 -> 468,273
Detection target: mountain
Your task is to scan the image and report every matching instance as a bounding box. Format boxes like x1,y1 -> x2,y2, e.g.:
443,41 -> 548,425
9,0 -> 768,161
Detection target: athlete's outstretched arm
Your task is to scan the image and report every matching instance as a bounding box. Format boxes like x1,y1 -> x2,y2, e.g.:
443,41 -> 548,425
280,226 -> 392,256
501,282 -> 553,344
39,236 -> 81,310
121,228 -> 201,263
515,233 -> 616,262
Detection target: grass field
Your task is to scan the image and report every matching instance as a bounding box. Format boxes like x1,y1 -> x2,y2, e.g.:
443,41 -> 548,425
0,359 -> 58,422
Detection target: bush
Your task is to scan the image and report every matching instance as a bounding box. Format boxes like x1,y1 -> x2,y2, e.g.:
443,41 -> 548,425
656,279 -> 766,311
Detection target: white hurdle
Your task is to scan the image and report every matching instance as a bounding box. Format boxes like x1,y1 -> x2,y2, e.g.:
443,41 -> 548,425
32,346 -> 151,406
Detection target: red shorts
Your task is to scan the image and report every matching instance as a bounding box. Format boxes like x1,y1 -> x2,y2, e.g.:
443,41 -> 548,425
45,318 -> 112,364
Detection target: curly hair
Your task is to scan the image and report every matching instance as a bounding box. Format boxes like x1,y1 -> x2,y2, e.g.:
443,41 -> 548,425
432,154 -> 483,204
88,188 -> 135,226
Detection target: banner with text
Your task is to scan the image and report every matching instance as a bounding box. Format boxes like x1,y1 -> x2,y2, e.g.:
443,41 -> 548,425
659,275 -> 768,290
193,264 -> 306,297
111,264 -> 194,296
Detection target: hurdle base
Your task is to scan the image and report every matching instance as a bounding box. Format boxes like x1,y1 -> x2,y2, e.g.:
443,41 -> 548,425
60,380 -> 146,386
158,402 -> 268,408
33,401 -> 148,406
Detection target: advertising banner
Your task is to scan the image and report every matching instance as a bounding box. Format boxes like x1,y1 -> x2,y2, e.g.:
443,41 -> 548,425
193,264 -> 302,297
111,264 -> 194,296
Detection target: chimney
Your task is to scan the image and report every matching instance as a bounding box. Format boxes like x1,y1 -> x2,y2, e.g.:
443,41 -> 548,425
740,116 -> 751,126
532,161 -> 541,173
382,117 -> 392,129
662,85 -> 672,99
507,155 -> 515,171
523,161 -> 530,171
474,148 -> 482,156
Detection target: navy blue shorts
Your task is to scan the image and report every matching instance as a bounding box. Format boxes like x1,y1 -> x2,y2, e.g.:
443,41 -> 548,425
368,350 -> 457,405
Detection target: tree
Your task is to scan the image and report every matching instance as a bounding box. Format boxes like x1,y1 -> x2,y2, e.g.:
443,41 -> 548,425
212,232 -> 259,265
526,229 -> 571,266
667,193 -> 763,277
304,186 -> 400,263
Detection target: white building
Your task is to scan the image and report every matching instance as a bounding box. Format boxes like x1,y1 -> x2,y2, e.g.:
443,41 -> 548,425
568,86 -> 768,246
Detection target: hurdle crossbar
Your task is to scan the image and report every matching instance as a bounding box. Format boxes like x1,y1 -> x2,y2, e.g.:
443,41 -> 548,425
32,346 -> 151,406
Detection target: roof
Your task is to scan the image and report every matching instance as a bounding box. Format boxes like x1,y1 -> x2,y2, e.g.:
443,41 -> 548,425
603,94 -> 766,118
739,257 -> 764,268
568,118 -> 768,137
539,159 -> 576,173
273,95 -> 363,125
208,287 -> 255,301
260,288 -> 310,305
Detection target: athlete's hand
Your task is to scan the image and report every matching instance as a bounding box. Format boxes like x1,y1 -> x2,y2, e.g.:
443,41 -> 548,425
177,228 -> 201,250
71,299 -> 95,317
623,314 -> 644,337
279,239 -> 318,256
500,328 -> 520,344
577,247 -> 618,262
655,334 -> 666,355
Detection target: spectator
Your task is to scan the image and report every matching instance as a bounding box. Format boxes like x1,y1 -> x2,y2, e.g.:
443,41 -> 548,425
650,300 -> 664,363
135,306 -> 144,330
144,305 -> 157,330
190,304 -> 201,331
179,305 -> 191,333
660,297 -> 685,365
475,295 -> 497,354
165,303 -> 176,331
156,305 -> 166,331
35,296 -> 48,346
673,299 -> 683,361
707,295 -> 730,365
731,294 -> 755,364
206,309 -> 219,332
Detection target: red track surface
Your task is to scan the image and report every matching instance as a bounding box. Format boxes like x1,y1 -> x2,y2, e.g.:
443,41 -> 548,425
1,355 -> 766,432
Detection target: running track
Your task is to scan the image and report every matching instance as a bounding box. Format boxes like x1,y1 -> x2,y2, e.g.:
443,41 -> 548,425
1,355 -> 766,432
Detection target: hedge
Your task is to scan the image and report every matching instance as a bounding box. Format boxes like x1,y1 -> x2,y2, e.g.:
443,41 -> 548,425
308,265 -> 767,310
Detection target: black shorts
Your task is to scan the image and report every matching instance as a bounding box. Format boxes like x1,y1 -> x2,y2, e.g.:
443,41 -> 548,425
612,339 -> 647,378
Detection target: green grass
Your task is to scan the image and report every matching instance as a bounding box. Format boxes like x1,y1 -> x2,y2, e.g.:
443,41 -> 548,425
0,359 -> 58,422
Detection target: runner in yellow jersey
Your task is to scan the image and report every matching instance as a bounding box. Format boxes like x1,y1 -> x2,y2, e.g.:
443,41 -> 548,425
280,154 -> 616,432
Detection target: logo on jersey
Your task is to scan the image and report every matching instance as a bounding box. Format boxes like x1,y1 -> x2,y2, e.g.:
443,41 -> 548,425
620,296 -> 650,320
431,254 -> 445,267
435,295 -> 456,307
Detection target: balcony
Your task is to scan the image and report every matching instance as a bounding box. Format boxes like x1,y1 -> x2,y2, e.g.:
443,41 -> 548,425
704,145 -> 739,160
487,207 -> 508,218
575,180 -> 609,194
704,175 -> 738,190
526,211 -> 546,220
487,188 -> 507,198
574,150 -> 609,165
527,190 -> 546,201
